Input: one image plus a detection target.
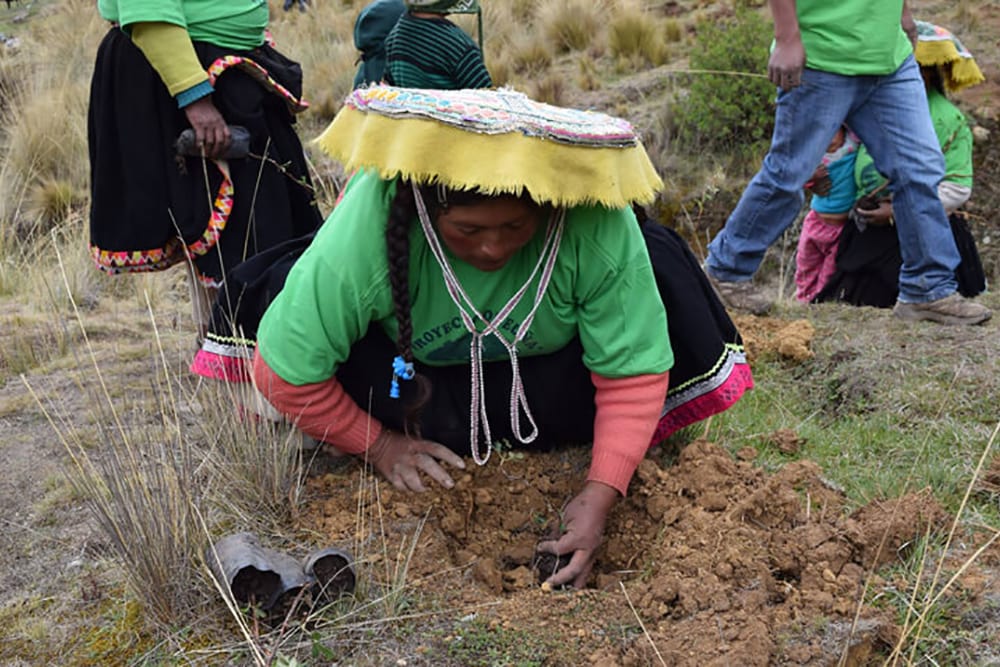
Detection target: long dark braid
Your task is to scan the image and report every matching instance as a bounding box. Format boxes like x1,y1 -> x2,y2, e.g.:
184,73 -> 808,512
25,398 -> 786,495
385,179 -> 431,436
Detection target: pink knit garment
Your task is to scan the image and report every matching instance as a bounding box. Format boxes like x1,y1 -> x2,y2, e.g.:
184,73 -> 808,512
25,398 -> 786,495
795,210 -> 846,303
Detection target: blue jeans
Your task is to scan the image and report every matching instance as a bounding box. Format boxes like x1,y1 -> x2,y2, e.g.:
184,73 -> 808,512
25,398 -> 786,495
705,55 -> 959,304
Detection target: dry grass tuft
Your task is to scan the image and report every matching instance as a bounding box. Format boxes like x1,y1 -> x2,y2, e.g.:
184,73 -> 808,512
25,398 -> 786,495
0,309 -> 72,382
506,0 -> 537,22
663,17 -> 684,44
486,51 -> 512,87
507,32 -> 554,74
537,0 -> 605,53
0,82 -> 89,219
576,55 -> 601,92
608,4 -> 669,66
0,51 -> 20,105
27,178 -> 85,230
885,424 -> 1000,664
198,375 -> 309,527
0,2 -> 97,244
951,0 -> 978,33
23,304 -> 207,628
530,71 -> 567,106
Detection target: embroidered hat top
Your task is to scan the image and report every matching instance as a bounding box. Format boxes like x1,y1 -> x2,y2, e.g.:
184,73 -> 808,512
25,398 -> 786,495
914,20 -> 985,93
315,85 -> 663,209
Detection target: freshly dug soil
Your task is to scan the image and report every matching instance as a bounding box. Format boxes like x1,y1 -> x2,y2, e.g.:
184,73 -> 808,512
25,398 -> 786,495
299,438 -> 950,665
292,317 -> 981,665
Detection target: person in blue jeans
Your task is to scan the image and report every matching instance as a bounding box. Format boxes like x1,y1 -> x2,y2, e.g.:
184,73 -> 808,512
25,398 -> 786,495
703,0 -> 990,326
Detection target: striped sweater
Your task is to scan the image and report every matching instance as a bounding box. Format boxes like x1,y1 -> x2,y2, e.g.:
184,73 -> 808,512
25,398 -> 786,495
383,13 -> 492,89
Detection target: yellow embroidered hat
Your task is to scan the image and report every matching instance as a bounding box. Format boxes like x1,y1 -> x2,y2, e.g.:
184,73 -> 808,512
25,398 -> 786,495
914,20 -> 985,93
315,85 -> 663,209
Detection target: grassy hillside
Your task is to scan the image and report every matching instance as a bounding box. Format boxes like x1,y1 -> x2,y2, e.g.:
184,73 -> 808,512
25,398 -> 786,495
0,1 -> 997,665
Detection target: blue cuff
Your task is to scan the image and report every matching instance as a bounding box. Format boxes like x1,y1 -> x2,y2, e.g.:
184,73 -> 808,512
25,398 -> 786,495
176,80 -> 214,108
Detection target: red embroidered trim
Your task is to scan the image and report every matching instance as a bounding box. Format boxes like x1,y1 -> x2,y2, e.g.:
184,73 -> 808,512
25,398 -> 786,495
91,162 -> 233,282
206,55 -> 309,114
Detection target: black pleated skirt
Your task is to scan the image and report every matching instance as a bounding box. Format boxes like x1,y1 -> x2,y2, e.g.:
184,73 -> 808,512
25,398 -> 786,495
87,28 -> 322,286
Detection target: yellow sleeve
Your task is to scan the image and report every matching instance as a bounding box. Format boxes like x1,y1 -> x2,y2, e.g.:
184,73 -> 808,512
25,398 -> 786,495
130,22 -> 209,97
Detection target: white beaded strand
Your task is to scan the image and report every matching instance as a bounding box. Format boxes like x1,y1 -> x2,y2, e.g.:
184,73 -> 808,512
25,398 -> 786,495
412,182 -> 565,465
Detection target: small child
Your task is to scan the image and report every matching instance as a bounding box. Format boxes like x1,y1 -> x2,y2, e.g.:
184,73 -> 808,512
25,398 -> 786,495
794,125 -> 860,303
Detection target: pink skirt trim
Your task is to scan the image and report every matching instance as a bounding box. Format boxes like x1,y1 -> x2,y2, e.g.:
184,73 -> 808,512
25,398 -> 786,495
650,362 -> 754,444
190,348 -> 252,383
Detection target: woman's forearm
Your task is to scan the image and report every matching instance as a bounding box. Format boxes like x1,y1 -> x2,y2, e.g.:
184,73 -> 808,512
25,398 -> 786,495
588,370 -> 670,495
251,348 -> 383,453
130,22 -> 210,101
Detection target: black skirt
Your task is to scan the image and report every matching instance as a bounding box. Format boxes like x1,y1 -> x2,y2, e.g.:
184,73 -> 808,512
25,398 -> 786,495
192,219 -> 753,447
87,28 -> 322,286
815,212 -> 986,308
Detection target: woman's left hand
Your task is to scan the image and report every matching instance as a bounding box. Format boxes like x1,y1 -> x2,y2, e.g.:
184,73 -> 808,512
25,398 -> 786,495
535,481 -> 619,589
854,198 -> 895,226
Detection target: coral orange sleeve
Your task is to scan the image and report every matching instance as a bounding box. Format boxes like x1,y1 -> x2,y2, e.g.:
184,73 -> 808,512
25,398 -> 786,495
252,349 -> 383,454
587,371 -> 670,496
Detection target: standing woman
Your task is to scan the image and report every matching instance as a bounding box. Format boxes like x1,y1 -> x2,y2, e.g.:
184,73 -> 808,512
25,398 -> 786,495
88,0 -> 322,337
250,86 -> 754,588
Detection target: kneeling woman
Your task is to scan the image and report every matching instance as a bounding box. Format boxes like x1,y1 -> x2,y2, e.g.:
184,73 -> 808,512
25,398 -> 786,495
226,87 -> 752,588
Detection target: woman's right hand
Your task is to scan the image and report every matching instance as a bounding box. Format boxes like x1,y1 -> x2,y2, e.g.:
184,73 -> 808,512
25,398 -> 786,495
366,429 -> 466,492
182,97 -> 231,159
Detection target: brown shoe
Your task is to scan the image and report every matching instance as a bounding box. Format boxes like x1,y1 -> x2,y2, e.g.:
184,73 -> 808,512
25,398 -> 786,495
705,270 -> 773,315
892,293 -> 992,326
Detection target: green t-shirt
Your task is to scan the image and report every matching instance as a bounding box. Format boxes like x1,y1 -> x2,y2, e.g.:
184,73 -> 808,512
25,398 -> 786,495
794,0 -> 912,75
258,171 -> 673,385
98,0 -> 267,51
854,87 -> 973,197
926,88 -> 974,188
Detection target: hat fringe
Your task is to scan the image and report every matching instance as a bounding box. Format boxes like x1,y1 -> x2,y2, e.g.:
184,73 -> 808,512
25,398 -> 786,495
915,39 -> 985,93
946,58 -> 987,93
315,105 -> 663,209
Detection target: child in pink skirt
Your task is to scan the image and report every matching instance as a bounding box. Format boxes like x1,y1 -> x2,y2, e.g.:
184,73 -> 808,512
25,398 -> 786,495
794,125 -> 860,303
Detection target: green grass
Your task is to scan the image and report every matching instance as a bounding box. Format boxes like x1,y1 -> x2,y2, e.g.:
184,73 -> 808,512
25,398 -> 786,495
702,343 -> 999,523
868,530 -> 1000,666
437,618 -> 553,667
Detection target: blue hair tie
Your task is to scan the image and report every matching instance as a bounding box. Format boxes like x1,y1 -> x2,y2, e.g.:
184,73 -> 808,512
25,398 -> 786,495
389,355 -> 415,399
